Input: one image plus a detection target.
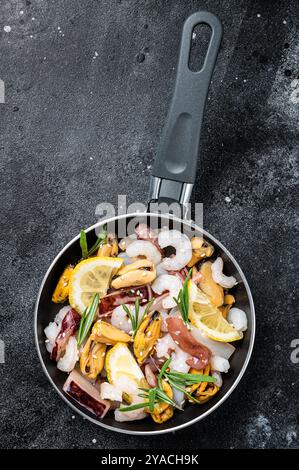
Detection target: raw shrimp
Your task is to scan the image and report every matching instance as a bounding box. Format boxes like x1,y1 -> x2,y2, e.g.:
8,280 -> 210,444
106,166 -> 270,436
126,240 -> 162,265
57,336 -> 79,373
152,274 -> 183,309
44,323 -> 59,353
158,230 -> 192,271
118,234 -> 137,251
160,309 -> 170,332
170,348 -> 190,374
211,257 -> 237,289
156,333 -> 176,358
228,307 -> 248,331
156,263 -> 168,276
111,304 -> 145,334
44,305 -> 71,353
210,356 -> 230,373
115,407 -> 147,422
172,387 -> 185,407
100,382 -> 123,402
211,371 -> 223,388
113,377 -> 147,422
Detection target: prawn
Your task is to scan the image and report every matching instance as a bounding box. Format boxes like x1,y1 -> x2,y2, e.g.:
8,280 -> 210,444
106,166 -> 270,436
211,257 -> 237,289
152,274 -> 183,309
158,230 -> 192,271
111,304 -> 145,334
126,240 -> 162,265
57,336 -> 79,373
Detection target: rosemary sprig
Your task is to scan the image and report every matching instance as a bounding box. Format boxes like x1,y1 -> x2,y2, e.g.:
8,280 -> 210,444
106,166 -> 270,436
158,357 -> 216,405
77,293 -> 99,346
118,402 -> 147,412
119,385 -> 182,413
80,229 -> 88,259
121,298 -> 154,337
173,269 -> 192,324
79,224 -> 108,259
166,371 -> 216,385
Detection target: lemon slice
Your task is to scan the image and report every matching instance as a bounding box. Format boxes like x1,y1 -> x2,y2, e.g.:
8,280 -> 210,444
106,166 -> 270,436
188,280 -> 243,342
69,257 -> 123,315
106,343 -> 147,399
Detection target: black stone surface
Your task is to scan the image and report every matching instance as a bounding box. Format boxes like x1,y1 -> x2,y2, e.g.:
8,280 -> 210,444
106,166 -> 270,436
0,0 -> 298,449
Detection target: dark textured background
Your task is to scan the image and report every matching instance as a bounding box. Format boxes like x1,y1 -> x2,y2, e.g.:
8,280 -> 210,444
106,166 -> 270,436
0,0 -> 298,449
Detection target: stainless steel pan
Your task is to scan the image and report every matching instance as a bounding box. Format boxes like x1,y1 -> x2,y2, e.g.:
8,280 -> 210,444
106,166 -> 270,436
35,12 -> 255,435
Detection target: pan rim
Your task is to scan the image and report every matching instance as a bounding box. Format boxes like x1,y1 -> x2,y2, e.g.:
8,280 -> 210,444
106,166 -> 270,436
34,212 -> 255,436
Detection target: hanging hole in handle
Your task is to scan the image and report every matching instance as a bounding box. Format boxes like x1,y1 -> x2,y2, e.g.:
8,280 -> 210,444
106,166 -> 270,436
188,23 -> 212,72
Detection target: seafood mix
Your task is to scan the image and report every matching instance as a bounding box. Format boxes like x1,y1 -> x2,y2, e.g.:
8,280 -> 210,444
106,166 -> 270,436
45,224 -> 248,424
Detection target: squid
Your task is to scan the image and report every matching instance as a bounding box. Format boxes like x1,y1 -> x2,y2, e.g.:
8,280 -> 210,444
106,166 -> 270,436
166,317 -> 211,370
63,370 -> 110,418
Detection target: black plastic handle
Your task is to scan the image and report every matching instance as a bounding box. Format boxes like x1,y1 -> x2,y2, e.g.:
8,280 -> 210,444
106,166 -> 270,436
152,12 -> 222,184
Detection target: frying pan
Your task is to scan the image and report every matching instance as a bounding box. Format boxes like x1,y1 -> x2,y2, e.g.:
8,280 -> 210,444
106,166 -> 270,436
35,11 -> 255,435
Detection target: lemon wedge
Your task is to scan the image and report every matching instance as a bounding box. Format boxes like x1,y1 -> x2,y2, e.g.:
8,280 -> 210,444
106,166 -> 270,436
105,343 -> 147,400
69,257 -> 123,315
188,280 -> 243,342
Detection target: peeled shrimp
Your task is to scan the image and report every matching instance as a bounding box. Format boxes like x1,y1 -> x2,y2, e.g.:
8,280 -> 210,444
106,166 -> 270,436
156,263 -> 168,276
228,307 -> 247,331
156,333 -> 176,358
172,387 -> 185,407
44,322 -> 59,353
155,333 -> 190,374
126,240 -> 162,265
160,307 -> 179,332
211,257 -> 237,289
160,309 -> 170,332
152,274 -> 183,309
100,382 -> 123,402
210,355 -> 230,373
158,230 -> 192,271
111,304 -> 145,334
57,336 -> 79,373
170,348 -> 190,374
118,234 -> 137,251
44,305 -> 71,353
114,377 -> 147,422
211,371 -> 223,387
115,407 -> 147,422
